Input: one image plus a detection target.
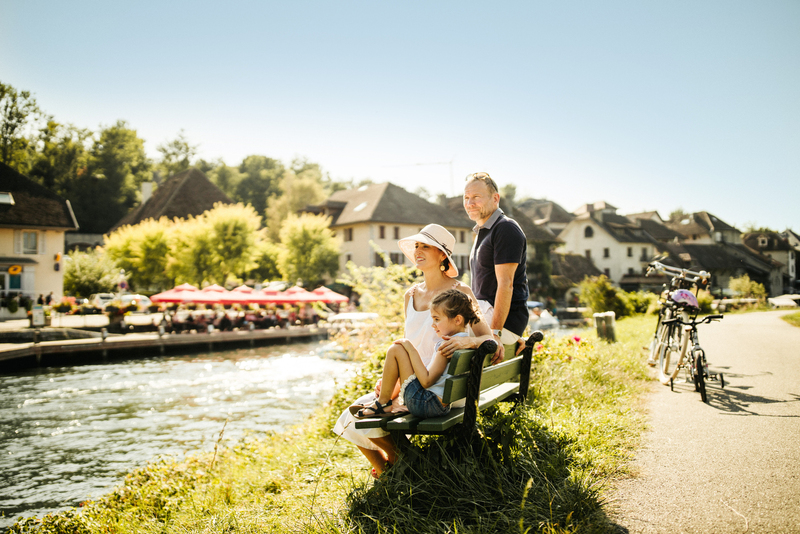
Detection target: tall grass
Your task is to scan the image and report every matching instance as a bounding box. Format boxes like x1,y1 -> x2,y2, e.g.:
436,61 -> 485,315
8,316 -> 654,534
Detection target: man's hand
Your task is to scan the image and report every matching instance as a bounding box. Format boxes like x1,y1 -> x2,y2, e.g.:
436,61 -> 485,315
490,342 -> 505,365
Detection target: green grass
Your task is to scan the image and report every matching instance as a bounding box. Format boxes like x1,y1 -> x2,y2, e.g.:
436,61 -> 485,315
781,311 -> 800,328
8,316 -> 654,534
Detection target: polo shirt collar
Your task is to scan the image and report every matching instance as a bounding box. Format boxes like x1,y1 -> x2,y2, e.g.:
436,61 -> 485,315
472,208 -> 504,233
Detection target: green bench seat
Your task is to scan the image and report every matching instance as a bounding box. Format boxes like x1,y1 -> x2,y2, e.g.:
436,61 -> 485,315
354,332 -> 543,442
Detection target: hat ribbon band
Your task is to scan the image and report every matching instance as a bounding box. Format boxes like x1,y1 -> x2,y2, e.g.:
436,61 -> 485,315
420,231 -> 452,256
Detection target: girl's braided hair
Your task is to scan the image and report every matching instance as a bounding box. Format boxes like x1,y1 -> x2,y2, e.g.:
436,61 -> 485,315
431,288 -> 480,326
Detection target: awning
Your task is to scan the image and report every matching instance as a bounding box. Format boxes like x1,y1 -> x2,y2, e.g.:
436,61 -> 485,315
0,256 -> 38,265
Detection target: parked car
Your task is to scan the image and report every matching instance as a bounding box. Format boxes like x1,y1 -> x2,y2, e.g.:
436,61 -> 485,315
89,293 -> 116,310
119,294 -> 153,312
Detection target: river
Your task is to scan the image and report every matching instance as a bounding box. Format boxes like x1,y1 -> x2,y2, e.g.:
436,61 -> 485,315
0,341 -> 356,529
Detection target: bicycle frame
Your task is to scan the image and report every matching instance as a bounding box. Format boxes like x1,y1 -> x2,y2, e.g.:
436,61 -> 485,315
657,314 -> 723,402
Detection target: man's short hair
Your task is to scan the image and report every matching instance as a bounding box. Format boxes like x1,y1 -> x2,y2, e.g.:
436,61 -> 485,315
465,172 -> 499,195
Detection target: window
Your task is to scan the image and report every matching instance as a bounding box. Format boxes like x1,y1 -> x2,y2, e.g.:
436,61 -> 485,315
344,228 -> 353,242
394,226 -> 400,240
379,225 -> 385,239
460,231 -> 466,243
628,268 -> 635,275
0,192 -> 14,205
758,236 -> 768,247
585,249 -> 591,259
603,248 -> 610,258
627,247 -> 633,257
603,268 -> 610,277
374,252 -> 385,268
584,226 -> 594,238
390,252 -> 403,265
9,274 -> 21,289
18,231 -> 40,255
641,247 -> 648,260
345,253 -> 352,263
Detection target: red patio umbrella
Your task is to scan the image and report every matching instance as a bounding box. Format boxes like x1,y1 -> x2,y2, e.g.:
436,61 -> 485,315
186,284 -> 228,305
150,283 -> 199,303
279,286 -> 318,304
312,286 -> 349,303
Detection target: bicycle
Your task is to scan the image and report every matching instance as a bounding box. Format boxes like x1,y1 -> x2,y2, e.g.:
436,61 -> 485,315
645,261 -> 710,367
657,313 -> 724,402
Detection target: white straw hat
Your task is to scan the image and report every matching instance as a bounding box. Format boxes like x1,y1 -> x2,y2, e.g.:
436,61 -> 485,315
397,224 -> 458,277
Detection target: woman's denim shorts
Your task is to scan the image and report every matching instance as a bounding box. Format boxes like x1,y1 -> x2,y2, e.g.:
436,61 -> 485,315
404,378 -> 451,419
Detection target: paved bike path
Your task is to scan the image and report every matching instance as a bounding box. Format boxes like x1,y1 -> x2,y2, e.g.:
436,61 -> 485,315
610,310 -> 800,533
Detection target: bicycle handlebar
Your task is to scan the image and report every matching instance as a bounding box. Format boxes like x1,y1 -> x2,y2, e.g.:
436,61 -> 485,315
663,314 -> 723,326
646,261 -> 709,283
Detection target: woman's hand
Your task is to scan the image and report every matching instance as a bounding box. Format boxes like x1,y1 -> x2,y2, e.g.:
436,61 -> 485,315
374,378 -> 382,397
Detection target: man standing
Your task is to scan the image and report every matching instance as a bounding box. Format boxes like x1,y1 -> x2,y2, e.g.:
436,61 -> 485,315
463,172 -> 529,357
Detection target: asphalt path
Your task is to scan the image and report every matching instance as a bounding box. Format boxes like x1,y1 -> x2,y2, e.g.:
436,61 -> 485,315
610,310 -> 800,533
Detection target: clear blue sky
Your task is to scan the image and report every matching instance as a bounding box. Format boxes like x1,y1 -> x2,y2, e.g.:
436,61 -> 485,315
2,1 -> 798,231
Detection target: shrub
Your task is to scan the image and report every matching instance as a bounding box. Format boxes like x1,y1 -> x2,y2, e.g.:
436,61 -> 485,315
623,290 -> 657,315
7,298 -> 19,314
578,275 -> 634,317
729,274 -> 767,299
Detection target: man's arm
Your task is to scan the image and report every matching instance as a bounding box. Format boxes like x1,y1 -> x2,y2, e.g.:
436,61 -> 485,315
491,262 -> 517,332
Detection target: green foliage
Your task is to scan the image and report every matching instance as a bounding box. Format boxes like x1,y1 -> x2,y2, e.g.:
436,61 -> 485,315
277,213 -> 340,286
63,249 -> 119,298
729,274 -> 767,299
247,239 -> 282,283
696,289 -> 714,314
265,164 -> 327,242
0,80 -> 42,171
6,298 -> 19,314
28,121 -> 91,196
76,120 -> 153,233
578,275 -> 634,317
235,155 -> 285,217
155,130 -> 196,178
105,218 -> 172,292
622,290 -> 657,315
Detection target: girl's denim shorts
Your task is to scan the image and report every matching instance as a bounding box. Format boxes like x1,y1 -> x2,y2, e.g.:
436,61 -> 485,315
404,378 -> 451,419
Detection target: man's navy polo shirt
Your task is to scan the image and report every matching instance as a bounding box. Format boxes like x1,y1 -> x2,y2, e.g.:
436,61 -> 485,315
469,209 -> 529,336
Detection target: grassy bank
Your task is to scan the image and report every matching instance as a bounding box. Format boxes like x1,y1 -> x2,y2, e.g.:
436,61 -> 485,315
781,311 -> 800,328
9,316 -> 654,534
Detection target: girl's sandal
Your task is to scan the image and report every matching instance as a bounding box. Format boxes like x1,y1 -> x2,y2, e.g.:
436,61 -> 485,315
354,399 -> 394,419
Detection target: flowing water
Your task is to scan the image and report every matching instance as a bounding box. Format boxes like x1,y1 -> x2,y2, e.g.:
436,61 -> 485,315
0,341 -> 356,529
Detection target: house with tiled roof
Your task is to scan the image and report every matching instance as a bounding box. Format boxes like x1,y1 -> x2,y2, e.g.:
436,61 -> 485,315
557,204 -> 660,285
305,182 -> 474,274
665,211 -> 741,244
515,198 -> 575,234
654,240 -> 783,296
111,168 -> 232,231
0,162 -> 79,306
742,231 -> 796,293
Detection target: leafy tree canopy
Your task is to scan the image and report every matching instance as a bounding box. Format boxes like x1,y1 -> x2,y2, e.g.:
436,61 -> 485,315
0,80 -> 43,172
277,213 -> 340,287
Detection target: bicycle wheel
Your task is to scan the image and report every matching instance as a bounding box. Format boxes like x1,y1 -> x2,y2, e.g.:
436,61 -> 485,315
657,323 -> 681,385
694,351 -> 707,403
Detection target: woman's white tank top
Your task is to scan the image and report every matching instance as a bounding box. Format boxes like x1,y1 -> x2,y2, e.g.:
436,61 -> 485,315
404,289 -> 436,366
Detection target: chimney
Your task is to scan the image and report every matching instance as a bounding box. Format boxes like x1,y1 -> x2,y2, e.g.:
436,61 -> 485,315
141,182 -> 153,205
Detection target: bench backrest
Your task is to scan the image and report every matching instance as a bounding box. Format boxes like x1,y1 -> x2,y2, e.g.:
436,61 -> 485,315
441,343 -> 522,405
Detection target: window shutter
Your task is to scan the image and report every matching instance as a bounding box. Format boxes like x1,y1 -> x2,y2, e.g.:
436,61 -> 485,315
14,230 -> 22,254
38,231 -> 46,254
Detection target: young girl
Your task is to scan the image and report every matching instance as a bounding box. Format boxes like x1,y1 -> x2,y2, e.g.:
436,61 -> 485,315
354,289 -> 481,419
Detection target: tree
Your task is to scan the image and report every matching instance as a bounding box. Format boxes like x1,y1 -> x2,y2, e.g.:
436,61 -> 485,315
0,81 -> 42,171
75,121 -> 152,233
247,240 -> 282,283
156,130 -> 197,178
63,248 -> 119,298
199,158 -> 242,198
265,165 -> 327,241
235,155 -> 284,216
668,208 -> 688,223
105,218 -> 172,291
277,213 -> 340,286
168,203 -> 261,286
28,121 -> 91,197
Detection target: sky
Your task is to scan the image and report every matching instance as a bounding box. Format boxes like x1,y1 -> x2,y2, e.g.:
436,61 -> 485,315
2,1 -> 798,231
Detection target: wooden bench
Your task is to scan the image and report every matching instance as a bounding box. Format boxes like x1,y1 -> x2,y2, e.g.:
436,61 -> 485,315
355,331 -> 544,445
